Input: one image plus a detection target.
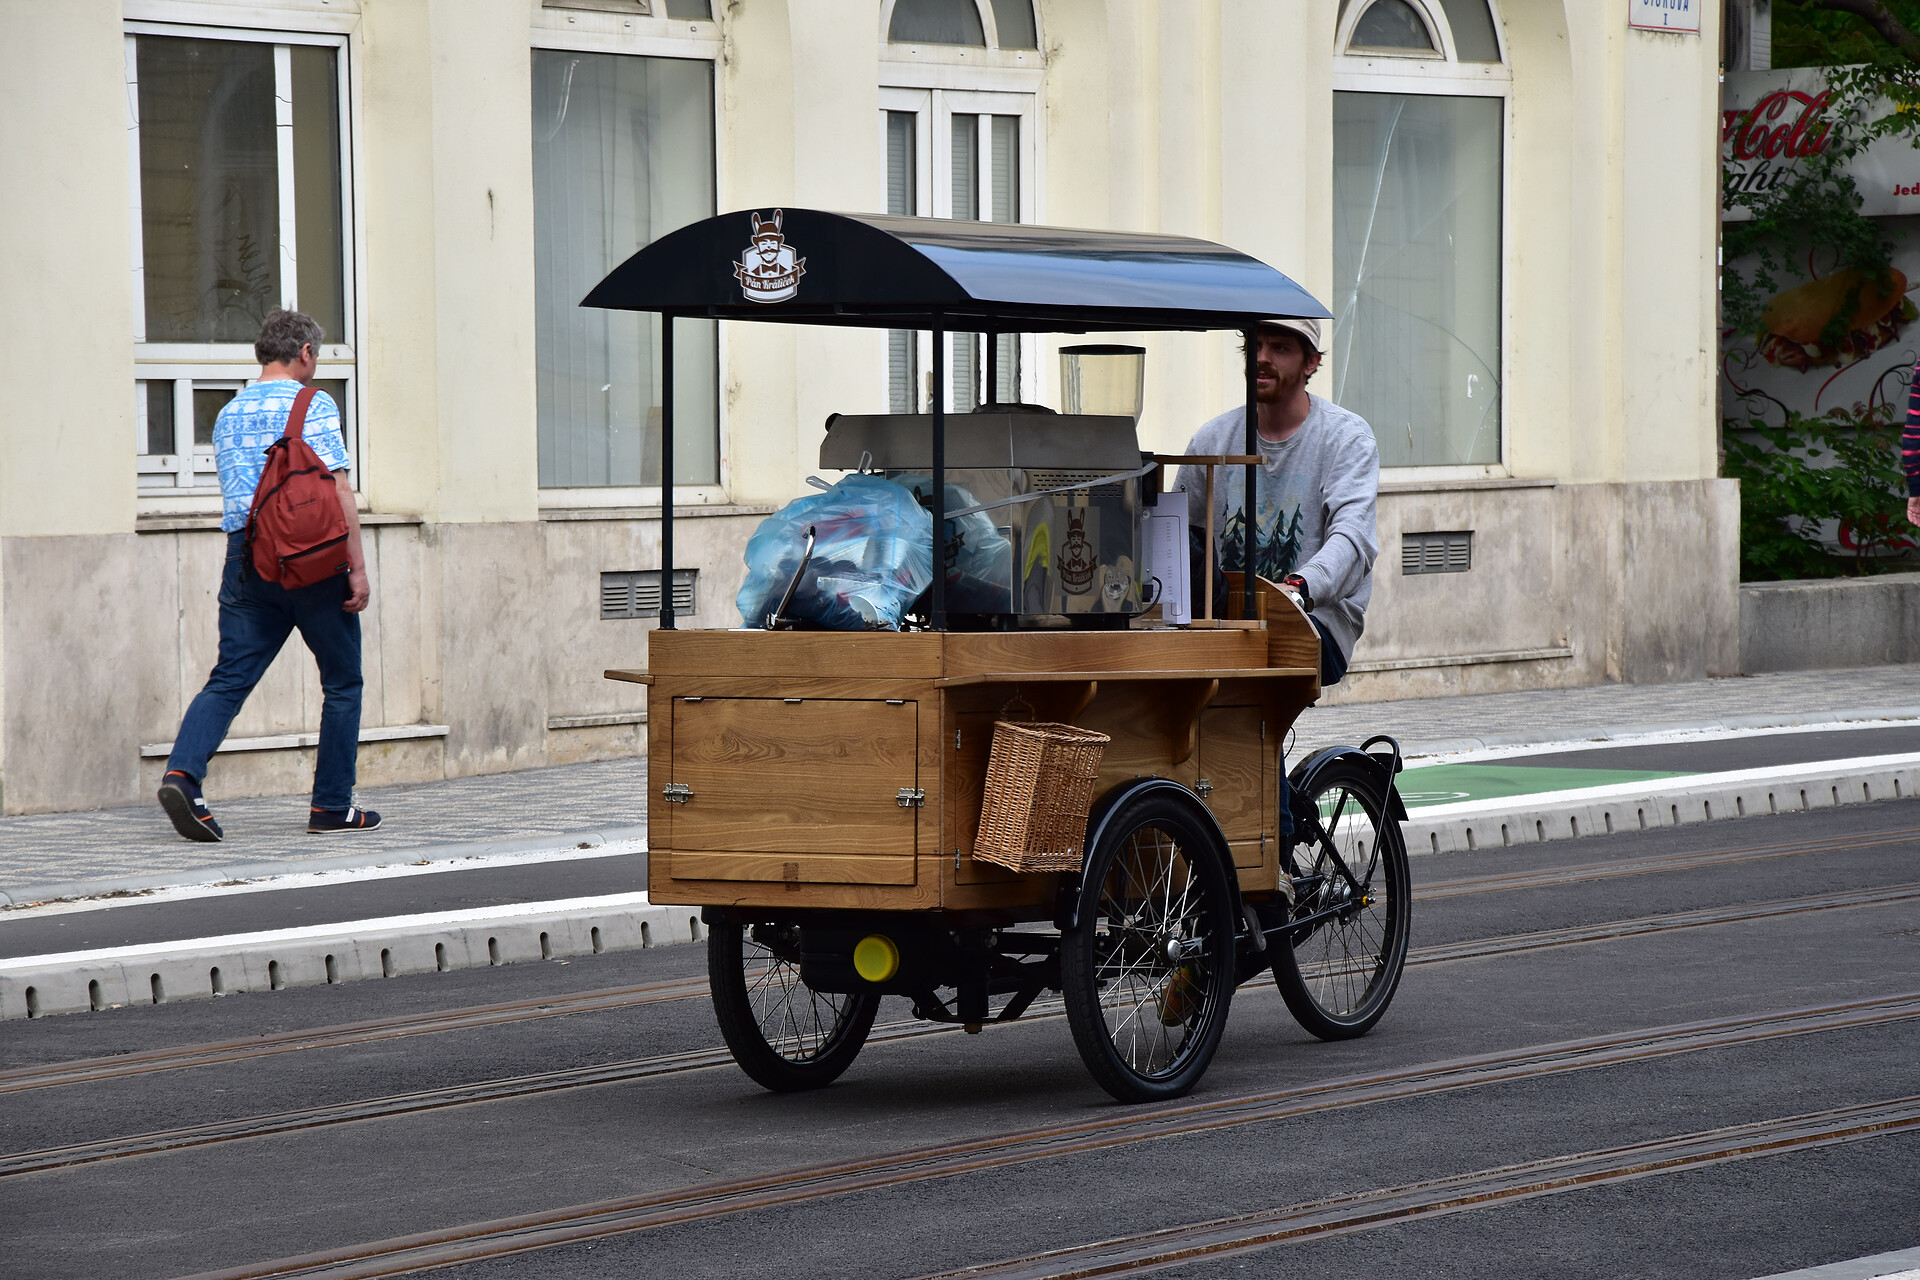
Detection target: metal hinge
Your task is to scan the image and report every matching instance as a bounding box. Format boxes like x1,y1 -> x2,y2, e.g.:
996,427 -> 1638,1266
1195,778 -> 1214,798
885,698 -> 906,705
662,783 -> 694,804
896,787 -> 926,808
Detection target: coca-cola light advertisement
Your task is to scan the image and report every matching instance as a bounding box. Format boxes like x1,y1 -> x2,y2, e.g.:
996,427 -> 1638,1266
1721,69 -> 1920,425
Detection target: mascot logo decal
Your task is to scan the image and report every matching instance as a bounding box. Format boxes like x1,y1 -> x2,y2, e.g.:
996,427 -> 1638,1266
734,210 -> 806,304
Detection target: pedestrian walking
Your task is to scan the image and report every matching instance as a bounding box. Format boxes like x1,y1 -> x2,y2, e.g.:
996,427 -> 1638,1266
1905,363 -> 1920,528
157,310 -> 381,841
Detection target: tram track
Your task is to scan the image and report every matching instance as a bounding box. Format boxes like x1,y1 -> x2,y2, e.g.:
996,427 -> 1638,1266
911,1094 -> 1920,1279
0,975 -> 711,1095
5,879 -> 1918,1179
163,992 -> 1920,1280
8,823 -> 1914,1097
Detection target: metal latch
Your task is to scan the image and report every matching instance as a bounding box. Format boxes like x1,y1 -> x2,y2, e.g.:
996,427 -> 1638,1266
1195,778 -> 1214,798
662,783 -> 694,804
896,787 -> 926,808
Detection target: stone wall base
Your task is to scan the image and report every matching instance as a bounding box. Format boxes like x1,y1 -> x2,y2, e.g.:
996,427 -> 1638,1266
1,481 -> 1742,811
1324,477 -> 1741,705
1740,572 -> 1920,673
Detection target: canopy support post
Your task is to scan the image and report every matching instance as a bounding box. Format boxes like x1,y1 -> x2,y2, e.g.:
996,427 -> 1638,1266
931,326 -> 948,631
1241,326 -> 1258,620
984,332 -> 998,404
661,312 -> 676,631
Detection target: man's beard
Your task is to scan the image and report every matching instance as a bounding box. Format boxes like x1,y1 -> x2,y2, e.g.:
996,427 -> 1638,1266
1256,366 -> 1305,404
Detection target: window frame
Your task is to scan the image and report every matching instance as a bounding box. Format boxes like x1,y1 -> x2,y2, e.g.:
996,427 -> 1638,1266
879,65 -> 1043,412
1332,0 -> 1512,482
529,11 -> 729,511
878,0 -> 1043,65
126,19 -> 363,516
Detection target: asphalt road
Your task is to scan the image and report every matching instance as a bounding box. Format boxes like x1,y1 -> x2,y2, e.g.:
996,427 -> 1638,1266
2,801 -> 1918,1279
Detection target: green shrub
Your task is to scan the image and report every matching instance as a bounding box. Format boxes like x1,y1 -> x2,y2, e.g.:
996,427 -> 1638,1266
1722,403 -> 1915,581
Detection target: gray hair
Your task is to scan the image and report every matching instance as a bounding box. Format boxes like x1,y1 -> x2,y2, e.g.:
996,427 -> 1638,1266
255,309 -> 325,365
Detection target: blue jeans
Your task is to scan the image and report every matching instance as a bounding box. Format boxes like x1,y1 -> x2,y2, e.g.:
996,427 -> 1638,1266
168,531 -> 362,809
1279,619 -> 1349,851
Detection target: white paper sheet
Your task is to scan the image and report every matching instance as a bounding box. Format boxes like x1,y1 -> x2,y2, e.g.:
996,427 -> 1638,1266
1142,490 -> 1190,625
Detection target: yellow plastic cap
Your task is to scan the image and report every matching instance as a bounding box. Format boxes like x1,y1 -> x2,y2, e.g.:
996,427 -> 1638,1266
853,934 -> 901,983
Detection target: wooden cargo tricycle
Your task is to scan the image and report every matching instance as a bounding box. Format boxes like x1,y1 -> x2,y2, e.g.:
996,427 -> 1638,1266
592,210 -> 1410,1103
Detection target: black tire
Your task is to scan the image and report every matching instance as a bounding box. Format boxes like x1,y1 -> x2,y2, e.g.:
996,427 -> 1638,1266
1062,792 -> 1238,1103
1273,757 -> 1411,1040
708,920 -> 880,1092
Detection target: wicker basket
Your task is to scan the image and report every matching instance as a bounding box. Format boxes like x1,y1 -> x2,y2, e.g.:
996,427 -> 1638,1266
972,720 -> 1112,872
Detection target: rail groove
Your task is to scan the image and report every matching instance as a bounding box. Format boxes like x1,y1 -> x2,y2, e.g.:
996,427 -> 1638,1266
7,859 -> 1912,1113
167,992 -> 1920,1280
0,976 -> 709,1095
11,882 -> 1920,1177
912,1094 -> 1920,1279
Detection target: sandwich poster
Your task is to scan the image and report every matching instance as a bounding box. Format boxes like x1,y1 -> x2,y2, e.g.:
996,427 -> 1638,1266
1721,69 -> 1920,423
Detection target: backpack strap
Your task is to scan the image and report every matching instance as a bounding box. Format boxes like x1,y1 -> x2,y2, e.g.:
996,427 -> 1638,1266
283,386 -> 319,443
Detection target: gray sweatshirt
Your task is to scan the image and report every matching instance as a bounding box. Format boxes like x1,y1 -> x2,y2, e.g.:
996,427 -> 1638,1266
1172,394 -> 1380,661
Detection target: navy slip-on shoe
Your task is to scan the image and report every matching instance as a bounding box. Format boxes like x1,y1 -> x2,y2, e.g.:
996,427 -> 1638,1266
307,805 -> 382,834
158,772 -> 224,843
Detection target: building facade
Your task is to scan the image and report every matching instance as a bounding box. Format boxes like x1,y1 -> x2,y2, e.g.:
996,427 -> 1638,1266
0,0 -> 1733,815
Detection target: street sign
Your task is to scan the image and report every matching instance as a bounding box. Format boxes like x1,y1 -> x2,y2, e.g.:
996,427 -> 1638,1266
1630,0 -> 1700,33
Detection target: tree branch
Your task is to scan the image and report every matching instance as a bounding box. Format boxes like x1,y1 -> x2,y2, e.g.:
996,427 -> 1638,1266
1809,0 -> 1920,64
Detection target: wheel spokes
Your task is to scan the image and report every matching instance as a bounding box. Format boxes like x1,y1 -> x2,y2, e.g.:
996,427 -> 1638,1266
743,929 -> 854,1062
1090,824 -> 1215,1078
1289,783 -> 1397,1017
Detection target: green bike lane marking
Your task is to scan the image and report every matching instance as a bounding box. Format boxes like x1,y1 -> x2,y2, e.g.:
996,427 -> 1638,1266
1395,763 -> 1692,809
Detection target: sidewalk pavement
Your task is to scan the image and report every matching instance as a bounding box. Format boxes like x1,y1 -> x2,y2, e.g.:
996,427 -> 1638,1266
1,664 -> 1914,901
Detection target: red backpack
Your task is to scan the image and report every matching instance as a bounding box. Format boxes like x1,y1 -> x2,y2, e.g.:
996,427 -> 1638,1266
243,386 -> 352,589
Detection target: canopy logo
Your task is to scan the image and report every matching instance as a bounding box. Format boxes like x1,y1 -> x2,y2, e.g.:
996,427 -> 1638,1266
734,210 -> 806,303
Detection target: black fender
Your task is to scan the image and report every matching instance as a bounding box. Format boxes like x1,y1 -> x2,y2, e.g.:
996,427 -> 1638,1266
1288,735 -> 1410,825
1054,777 -> 1239,932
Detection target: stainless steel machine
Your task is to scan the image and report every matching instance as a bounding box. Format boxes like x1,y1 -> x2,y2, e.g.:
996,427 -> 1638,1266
819,408 -> 1150,626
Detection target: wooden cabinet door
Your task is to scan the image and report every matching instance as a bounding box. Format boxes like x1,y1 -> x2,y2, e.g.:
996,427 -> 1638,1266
666,697 -> 919,885
1198,705 -> 1271,869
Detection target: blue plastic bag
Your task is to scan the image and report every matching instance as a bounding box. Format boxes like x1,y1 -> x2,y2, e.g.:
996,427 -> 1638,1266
887,474 -> 1015,615
736,475 -> 935,630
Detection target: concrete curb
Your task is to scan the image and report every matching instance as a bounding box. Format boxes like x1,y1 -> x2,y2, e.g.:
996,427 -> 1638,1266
0,823 -> 650,908
0,892 -> 701,1020
1394,706 -> 1920,759
1403,754 -> 1920,856
1750,1244 -> 1920,1280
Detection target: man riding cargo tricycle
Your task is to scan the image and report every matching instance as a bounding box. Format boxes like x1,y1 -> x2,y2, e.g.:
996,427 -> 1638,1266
592,209 -> 1410,1103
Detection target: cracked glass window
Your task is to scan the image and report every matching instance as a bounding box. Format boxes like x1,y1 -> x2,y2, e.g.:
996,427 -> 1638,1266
532,50 -> 717,488
1332,91 -> 1503,467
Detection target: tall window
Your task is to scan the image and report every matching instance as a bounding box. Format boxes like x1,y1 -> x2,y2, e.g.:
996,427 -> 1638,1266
127,26 -> 354,497
531,51 -> 716,489
881,0 -> 1040,413
1332,0 -> 1506,469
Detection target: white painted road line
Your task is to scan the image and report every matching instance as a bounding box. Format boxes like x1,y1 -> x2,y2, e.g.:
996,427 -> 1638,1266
0,891 -> 702,1020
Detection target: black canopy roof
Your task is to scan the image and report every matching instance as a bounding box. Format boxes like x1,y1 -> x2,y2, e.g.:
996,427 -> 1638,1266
581,208 -> 1329,333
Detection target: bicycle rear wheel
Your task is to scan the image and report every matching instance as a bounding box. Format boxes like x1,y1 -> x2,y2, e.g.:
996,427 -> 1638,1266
1272,757 -> 1410,1040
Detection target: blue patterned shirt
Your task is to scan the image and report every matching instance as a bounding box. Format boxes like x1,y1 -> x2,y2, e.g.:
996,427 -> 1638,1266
215,381 -> 350,533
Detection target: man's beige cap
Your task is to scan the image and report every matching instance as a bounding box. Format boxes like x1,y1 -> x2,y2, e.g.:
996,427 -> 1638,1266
1258,316 -> 1322,353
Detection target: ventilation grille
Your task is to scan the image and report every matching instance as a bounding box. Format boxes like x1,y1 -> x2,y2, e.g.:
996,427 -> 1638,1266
601,569 -> 696,620
1025,469 -> 1123,497
1401,531 -> 1472,575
